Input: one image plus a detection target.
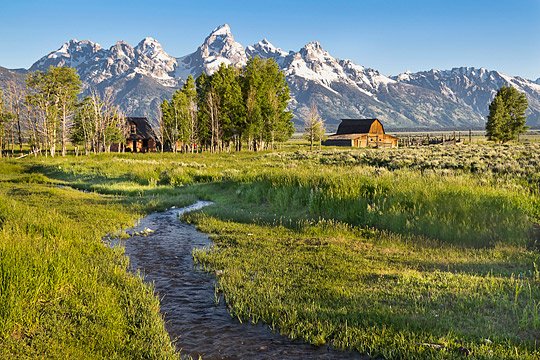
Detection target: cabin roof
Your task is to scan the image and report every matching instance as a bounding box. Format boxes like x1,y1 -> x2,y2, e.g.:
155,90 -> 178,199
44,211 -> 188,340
336,119 -> 382,135
127,117 -> 154,140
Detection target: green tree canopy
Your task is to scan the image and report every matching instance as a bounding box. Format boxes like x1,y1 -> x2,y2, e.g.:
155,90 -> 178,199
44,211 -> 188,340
162,58 -> 294,152
486,86 -> 528,143
26,66 -> 82,156
241,57 -> 293,150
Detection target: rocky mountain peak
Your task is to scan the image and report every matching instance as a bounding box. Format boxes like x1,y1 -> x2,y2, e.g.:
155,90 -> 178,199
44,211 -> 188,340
200,24 -> 245,59
295,41 -> 339,68
109,41 -> 134,58
245,38 -> 288,64
30,39 -> 103,71
177,23 -> 247,76
136,37 -> 163,54
134,37 -> 175,64
61,39 -> 102,53
208,24 -> 232,37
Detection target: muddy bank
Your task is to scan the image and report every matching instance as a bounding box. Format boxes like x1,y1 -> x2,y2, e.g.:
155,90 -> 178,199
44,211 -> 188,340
117,201 -> 363,359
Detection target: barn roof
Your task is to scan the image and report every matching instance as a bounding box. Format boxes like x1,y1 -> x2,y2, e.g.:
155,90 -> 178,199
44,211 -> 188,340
127,117 -> 154,140
336,119 -> 382,135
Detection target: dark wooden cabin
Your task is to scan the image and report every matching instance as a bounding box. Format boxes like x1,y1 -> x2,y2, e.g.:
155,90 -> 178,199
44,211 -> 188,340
127,117 -> 157,153
323,119 -> 398,148
111,117 -> 157,153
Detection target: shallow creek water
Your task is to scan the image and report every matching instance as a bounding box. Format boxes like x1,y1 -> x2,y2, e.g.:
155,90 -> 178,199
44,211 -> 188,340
117,201 -> 363,359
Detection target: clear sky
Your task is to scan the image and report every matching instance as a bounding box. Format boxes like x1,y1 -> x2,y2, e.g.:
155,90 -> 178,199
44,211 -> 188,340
1,0 -> 539,79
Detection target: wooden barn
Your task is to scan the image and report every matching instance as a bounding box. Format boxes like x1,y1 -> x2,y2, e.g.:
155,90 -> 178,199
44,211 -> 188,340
111,117 -> 157,153
323,119 -> 398,148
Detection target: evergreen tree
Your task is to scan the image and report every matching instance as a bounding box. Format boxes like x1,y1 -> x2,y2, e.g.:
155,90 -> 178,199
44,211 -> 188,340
241,57 -> 292,150
211,64 -> 245,151
242,57 -> 265,150
195,73 -> 212,149
182,75 -> 198,152
486,86 -> 528,143
261,59 -> 294,147
160,58 -> 295,153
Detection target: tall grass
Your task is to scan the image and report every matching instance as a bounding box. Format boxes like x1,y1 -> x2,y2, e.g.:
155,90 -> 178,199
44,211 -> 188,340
232,168 -> 533,247
5,144 -> 539,359
189,213 -> 540,359
0,163 -> 178,359
26,149 -> 538,248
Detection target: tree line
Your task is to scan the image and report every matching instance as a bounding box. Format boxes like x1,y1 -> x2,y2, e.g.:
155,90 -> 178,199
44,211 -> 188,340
0,57 -> 295,157
159,57 -> 294,152
0,67 -> 128,157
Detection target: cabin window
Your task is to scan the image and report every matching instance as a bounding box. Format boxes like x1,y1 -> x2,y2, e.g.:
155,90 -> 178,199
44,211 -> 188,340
130,124 -> 137,134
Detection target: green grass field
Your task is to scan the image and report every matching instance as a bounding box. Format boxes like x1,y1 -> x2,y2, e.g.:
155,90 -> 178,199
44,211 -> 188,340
1,143 -> 539,359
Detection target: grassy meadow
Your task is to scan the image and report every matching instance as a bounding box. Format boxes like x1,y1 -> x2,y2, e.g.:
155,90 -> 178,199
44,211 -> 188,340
0,142 -> 539,359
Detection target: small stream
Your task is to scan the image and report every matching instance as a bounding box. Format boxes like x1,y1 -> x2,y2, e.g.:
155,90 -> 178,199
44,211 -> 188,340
116,201 -> 363,359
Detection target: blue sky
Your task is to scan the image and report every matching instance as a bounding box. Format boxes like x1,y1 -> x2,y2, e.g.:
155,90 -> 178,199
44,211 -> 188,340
1,0 -> 539,79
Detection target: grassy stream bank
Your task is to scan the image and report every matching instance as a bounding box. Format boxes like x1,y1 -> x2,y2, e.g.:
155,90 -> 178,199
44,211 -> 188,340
1,145 -> 539,359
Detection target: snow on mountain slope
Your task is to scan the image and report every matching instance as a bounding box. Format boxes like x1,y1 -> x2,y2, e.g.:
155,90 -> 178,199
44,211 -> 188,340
19,24 -> 540,129
281,41 -> 398,98
29,39 -> 105,72
284,42 -> 349,91
395,67 -> 540,126
133,37 -> 178,86
246,38 -> 289,66
176,24 -> 247,78
279,41 -> 483,130
85,41 -> 135,84
30,37 -> 179,88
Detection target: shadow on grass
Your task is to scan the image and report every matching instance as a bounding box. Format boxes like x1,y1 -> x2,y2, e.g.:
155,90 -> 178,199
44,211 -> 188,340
20,163 -> 201,213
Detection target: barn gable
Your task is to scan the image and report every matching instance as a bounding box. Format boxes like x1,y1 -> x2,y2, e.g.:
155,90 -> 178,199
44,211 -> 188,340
323,118 -> 398,148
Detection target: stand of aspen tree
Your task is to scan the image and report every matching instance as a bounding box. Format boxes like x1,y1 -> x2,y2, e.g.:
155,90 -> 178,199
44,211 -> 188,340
160,58 -> 294,153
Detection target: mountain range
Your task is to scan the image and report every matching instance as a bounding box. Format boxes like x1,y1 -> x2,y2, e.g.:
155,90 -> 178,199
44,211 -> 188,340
1,24 -> 539,131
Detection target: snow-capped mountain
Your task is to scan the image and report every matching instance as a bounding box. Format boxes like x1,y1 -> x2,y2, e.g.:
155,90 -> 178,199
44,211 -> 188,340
29,39 -> 104,71
280,41 -> 484,129
6,24 -> 540,129
395,67 -> 540,125
47,37 -> 180,88
246,39 -> 289,67
28,36 -> 181,116
176,24 -> 247,78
